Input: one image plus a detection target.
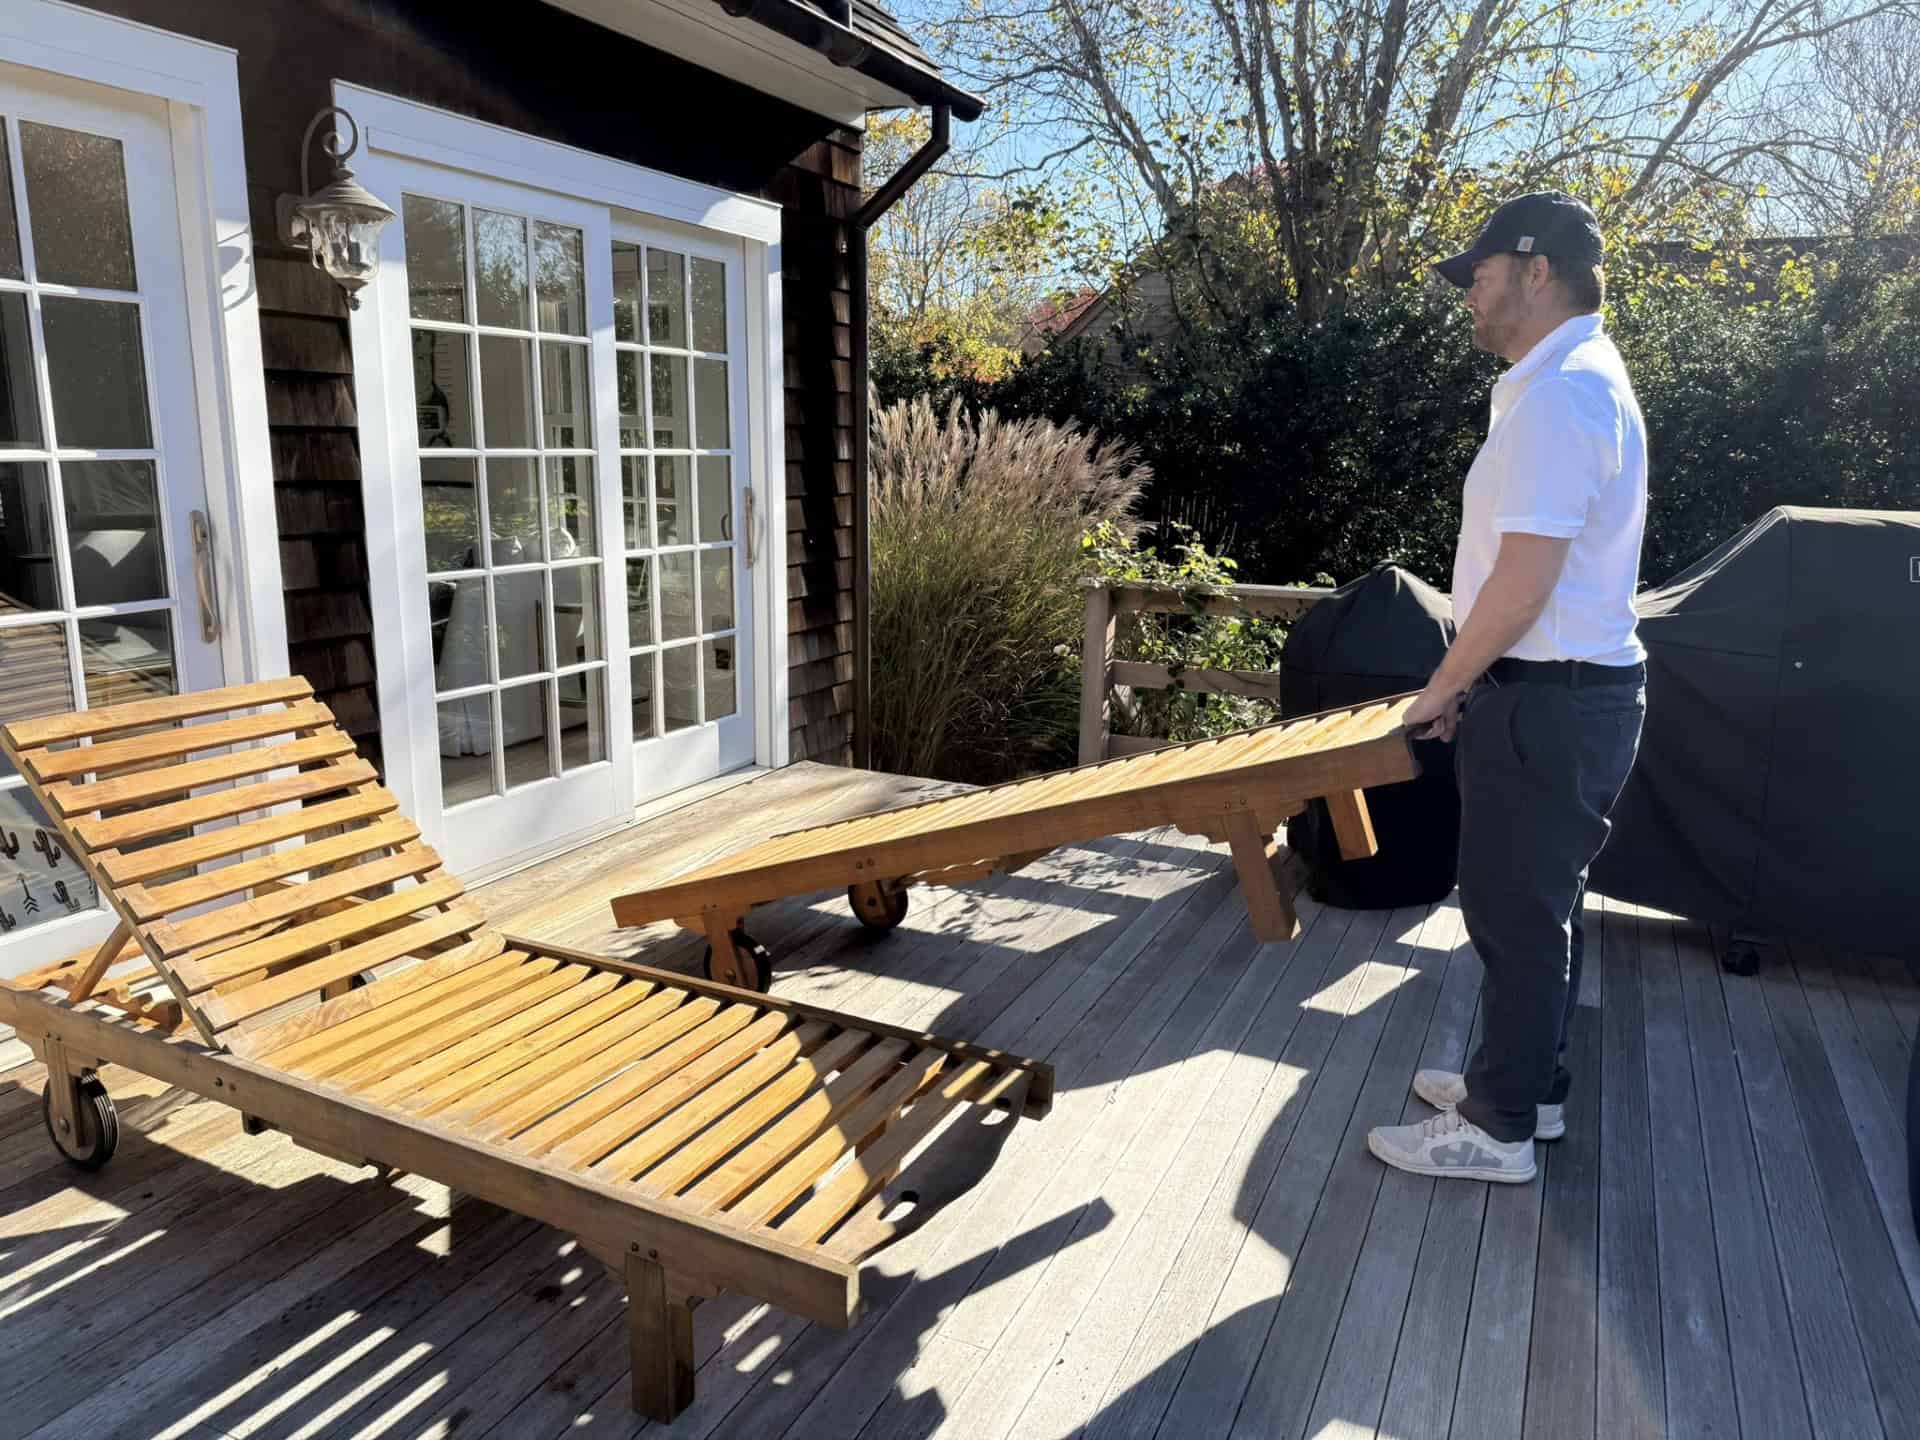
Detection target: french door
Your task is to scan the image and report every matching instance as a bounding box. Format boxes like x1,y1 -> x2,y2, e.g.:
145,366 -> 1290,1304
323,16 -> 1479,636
0,66 -> 224,971
371,163 -> 756,876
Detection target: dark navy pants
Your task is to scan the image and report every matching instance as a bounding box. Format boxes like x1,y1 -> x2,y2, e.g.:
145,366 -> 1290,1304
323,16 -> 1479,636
1455,673 -> 1645,1143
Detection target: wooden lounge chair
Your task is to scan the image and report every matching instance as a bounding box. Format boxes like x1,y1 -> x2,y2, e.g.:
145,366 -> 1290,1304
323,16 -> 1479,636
0,679 -> 1050,1422
613,696 -> 1421,990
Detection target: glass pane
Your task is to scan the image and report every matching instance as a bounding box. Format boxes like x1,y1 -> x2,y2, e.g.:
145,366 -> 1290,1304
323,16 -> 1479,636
413,329 -> 473,450
2,784 -> 99,932
429,576 -> 489,691
701,550 -> 735,632
78,612 -> 174,708
694,359 -> 729,449
0,462 -> 58,610
473,209 -> 529,330
704,638 -> 737,720
478,335 -> 533,449
495,570 -> 548,679
0,623 -> 72,779
502,681 -> 552,788
438,695 -> 496,805
658,551 -> 695,642
403,195 -> 467,323
65,460 -> 164,605
696,457 -> 733,543
630,653 -> 655,739
621,457 -> 648,549
649,355 -> 690,449
41,298 -> 150,450
617,353 -> 645,448
559,668 -> 606,771
20,122 -> 136,291
0,132 -> 20,280
691,257 -> 727,352
421,457 -> 479,571
486,457 -> 543,564
625,556 -> 653,647
540,342 -> 592,448
646,249 -> 686,347
552,563 -> 602,664
655,456 -> 686,546
0,293 -> 41,447
612,242 -> 642,342
662,645 -> 697,732
547,456 -> 595,556
534,223 -> 586,335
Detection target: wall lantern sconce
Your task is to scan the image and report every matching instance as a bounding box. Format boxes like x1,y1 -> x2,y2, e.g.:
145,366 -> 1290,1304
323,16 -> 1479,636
276,106 -> 395,310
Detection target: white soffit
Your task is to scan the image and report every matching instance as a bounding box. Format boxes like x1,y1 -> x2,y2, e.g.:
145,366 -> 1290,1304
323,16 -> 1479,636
543,0 -> 912,126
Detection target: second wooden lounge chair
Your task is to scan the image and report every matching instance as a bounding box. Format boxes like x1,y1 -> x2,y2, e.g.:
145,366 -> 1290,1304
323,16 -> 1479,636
0,678 -> 1050,1422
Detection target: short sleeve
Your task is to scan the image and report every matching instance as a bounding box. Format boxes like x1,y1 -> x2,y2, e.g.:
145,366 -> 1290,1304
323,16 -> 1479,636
1492,378 -> 1620,539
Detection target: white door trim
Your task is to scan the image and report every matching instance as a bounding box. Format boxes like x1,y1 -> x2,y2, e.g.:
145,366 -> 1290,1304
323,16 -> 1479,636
346,84 -> 791,847
0,0 -> 287,685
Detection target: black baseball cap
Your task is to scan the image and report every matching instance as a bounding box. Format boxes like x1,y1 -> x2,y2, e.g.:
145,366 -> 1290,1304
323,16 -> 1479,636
1433,191 -> 1605,289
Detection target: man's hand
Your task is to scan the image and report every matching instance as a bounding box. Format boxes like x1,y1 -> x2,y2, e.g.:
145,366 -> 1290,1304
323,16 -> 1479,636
1403,684 -> 1465,742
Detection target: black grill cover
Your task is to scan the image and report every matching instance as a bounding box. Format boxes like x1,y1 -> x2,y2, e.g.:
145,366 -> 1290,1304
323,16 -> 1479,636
1590,506 -> 1920,950
1281,564 -> 1460,908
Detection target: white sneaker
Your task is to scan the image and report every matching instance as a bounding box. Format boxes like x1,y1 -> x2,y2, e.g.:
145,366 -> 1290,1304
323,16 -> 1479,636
1367,1109 -> 1537,1183
1412,1068 -> 1565,1141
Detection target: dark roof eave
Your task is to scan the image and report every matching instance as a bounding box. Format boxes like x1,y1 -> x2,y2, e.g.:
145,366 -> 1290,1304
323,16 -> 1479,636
714,0 -> 985,121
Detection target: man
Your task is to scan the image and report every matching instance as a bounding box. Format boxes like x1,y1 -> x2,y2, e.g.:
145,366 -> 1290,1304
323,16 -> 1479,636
1367,191 -> 1648,1184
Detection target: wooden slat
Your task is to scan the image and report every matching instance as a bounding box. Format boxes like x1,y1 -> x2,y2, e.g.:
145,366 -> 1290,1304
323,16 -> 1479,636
42,730 -> 357,816
24,700 -> 335,782
129,815 -> 420,920
724,1047 -> 946,1229
1109,659 -> 1280,702
96,788 -> 400,885
174,872 -> 467,992
594,1022 -> 846,1183
502,1001 -> 749,1154
70,758 -> 377,849
1107,581 -> 1327,620
151,843 -> 444,955
1,676 -> 312,749
200,907 -> 491,1030
545,1011 -> 796,1169
65,921 -> 133,1004
775,1060 -> 1013,1244
686,1038 -> 910,1212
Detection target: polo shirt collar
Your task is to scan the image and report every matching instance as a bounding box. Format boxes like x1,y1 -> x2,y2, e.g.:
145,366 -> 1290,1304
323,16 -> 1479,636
1496,312 -> 1604,394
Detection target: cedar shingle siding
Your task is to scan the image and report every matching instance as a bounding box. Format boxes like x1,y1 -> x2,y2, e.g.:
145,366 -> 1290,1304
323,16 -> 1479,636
92,0 -> 863,770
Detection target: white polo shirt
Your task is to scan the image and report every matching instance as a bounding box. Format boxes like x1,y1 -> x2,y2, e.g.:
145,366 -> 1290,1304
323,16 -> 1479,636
1451,312 -> 1648,666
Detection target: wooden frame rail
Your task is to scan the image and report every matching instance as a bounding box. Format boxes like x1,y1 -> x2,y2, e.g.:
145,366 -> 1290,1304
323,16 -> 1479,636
1078,580 -> 1331,764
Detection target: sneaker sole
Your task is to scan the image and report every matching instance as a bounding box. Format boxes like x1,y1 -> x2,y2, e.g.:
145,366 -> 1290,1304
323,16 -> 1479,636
1414,1080 -> 1565,1142
1367,1132 -> 1537,1183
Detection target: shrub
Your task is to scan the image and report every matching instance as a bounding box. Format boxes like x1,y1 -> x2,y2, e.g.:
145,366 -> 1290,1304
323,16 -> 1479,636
869,396 -> 1148,783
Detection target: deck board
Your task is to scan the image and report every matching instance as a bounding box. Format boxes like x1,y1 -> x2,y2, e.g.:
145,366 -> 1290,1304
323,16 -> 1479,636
0,763 -> 1913,1439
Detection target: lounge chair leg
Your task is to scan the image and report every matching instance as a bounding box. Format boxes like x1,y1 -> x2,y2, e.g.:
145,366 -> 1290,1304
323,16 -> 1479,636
1325,789 -> 1378,860
626,1251 -> 697,1421
1225,813 -> 1299,943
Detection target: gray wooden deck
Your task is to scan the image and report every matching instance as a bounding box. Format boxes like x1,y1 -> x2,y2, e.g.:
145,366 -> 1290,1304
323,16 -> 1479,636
2,760 -> 1916,1440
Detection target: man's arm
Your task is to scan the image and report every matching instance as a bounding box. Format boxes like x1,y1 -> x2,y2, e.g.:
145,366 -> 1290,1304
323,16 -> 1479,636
1404,532 -> 1572,740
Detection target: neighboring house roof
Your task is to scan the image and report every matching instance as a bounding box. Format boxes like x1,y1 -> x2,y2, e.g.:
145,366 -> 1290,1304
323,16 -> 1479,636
1017,288 -> 1100,355
714,0 -> 985,119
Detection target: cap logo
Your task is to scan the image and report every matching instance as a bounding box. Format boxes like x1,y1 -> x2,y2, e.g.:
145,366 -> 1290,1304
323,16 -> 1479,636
1516,235 -> 1535,252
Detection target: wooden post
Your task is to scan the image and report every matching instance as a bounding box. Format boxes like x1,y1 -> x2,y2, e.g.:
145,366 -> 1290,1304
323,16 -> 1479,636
43,1034 -> 80,1147
626,1250 -> 697,1421
1224,812 -> 1299,944
1079,584 -> 1116,766
67,921 -> 133,1004
1325,789 -> 1379,861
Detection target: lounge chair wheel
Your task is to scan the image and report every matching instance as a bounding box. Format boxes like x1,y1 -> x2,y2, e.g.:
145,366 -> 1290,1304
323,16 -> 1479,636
703,929 -> 773,992
848,881 -> 909,931
1723,940 -> 1761,976
42,1070 -> 118,1171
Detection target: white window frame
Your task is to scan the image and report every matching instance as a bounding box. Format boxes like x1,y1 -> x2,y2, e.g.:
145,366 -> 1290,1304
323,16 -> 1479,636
341,82 -> 789,839
0,1 -> 288,685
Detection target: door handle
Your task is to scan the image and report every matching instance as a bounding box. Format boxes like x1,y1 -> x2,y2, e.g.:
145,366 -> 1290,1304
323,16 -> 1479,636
744,485 -> 757,569
190,509 -> 220,642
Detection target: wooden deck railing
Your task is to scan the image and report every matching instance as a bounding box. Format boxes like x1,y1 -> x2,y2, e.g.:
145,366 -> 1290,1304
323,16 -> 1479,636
1078,580 -> 1332,764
